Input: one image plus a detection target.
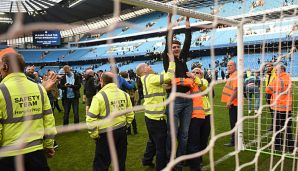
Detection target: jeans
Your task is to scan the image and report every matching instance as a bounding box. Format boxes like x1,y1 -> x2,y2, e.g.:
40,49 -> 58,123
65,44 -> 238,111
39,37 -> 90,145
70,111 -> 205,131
63,98 -> 79,125
166,97 -> 193,163
246,86 -> 260,111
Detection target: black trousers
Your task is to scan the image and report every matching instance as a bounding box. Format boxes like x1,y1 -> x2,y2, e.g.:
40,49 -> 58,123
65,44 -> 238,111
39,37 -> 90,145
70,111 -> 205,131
229,105 -> 238,144
274,111 -> 294,151
93,126 -> 127,171
0,150 -> 49,171
63,98 -> 79,125
187,116 -> 211,171
54,100 -> 62,112
127,117 -> 137,134
143,138 -> 156,165
51,100 -> 62,113
143,117 -> 167,171
266,93 -> 274,127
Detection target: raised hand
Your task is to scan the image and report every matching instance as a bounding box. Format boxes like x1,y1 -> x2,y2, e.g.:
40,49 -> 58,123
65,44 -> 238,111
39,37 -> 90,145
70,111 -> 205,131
167,51 -> 174,62
42,71 -> 57,91
167,13 -> 173,30
185,17 -> 190,28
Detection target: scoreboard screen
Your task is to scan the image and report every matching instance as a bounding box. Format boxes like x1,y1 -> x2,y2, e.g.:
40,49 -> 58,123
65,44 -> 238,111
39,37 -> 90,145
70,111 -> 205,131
33,31 -> 61,46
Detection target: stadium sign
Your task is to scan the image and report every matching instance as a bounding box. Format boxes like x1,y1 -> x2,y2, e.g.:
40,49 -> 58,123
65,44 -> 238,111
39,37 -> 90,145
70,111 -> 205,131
33,31 -> 61,46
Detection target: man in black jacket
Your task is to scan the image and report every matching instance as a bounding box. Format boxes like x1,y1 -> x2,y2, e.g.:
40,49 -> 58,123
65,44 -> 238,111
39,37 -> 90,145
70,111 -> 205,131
163,14 -> 192,170
84,68 -> 97,114
60,65 -> 81,125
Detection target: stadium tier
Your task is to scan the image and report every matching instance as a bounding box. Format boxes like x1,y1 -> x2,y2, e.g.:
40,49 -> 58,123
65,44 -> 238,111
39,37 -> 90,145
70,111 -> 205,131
33,51 -> 298,78
18,15 -> 298,76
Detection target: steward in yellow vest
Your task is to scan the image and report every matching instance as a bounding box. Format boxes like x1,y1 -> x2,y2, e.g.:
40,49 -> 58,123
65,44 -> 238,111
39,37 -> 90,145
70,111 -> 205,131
0,48 -> 57,170
265,62 -> 277,131
86,72 -> 134,171
136,52 -> 175,171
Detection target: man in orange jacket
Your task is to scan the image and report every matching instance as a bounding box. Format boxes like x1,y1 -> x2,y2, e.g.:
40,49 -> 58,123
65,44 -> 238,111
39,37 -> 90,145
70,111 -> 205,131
221,61 -> 238,147
265,64 -> 294,151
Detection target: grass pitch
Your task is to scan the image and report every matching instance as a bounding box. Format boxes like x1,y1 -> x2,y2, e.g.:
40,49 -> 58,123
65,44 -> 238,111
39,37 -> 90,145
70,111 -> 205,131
48,83 -> 298,171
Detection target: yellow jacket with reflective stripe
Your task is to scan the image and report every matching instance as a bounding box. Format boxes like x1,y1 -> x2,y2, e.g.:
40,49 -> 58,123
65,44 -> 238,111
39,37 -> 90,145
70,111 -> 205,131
265,68 -> 276,88
265,72 -> 292,112
197,78 -> 211,116
0,73 -> 56,157
141,62 -> 175,120
87,83 -> 134,139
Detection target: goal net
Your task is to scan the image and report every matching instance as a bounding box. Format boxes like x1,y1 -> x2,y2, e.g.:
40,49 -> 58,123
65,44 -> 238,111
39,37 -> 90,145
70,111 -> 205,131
1,0 -> 298,171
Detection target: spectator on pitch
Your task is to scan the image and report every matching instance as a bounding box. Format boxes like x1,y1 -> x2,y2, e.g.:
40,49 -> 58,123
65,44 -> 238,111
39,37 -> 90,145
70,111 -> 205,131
136,76 -> 144,105
265,64 -> 294,152
111,66 -> 135,91
163,13 -> 192,169
59,65 -> 82,125
45,71 -> 62,114
120,71 -> 138,135
221,69 -> 225,80
204,69 -> 215,98
215,69 -> 218,80
25,65 -> 36,81
244,70 -> 260,114
95,70 -> 103,92
34,71 -> 42,83
84,68 -> 97,114
50,72 -> 63,113
221,61 -> 238,147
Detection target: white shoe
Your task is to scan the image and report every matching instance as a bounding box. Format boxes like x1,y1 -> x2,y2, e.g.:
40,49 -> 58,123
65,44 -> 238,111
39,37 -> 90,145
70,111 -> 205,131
254,110 -> 258,113
248,110 -> 252,114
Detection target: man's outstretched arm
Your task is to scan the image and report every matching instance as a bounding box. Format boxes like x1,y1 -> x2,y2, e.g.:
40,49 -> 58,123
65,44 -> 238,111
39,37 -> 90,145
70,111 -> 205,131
181,17 -> 192,61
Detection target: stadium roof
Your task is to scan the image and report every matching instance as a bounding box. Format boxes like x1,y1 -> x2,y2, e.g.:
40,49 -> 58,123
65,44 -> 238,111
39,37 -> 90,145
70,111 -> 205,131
0,0 -> 63,13
0,0 -> 133,35
0,0 -> 239,36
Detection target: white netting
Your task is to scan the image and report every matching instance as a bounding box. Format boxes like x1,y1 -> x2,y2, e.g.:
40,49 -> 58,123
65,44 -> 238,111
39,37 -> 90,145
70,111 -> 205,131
0,0 -> 298,170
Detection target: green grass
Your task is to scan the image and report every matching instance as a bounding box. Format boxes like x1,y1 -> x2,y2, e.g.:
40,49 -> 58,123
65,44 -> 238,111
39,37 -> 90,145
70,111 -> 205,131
48,83 -> 298,171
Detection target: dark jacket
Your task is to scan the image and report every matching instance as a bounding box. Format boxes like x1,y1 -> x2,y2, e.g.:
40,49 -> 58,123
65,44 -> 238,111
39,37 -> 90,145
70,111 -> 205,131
84,75 -> 97,98
59,73 -> 81,99
162,28 -> 192,93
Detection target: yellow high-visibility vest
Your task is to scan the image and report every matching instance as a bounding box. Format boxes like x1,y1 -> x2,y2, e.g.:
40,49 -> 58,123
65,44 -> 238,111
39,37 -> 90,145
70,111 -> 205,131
141,62 -> 175,120
0,73 -> 56,157
87,83 -> 134,139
